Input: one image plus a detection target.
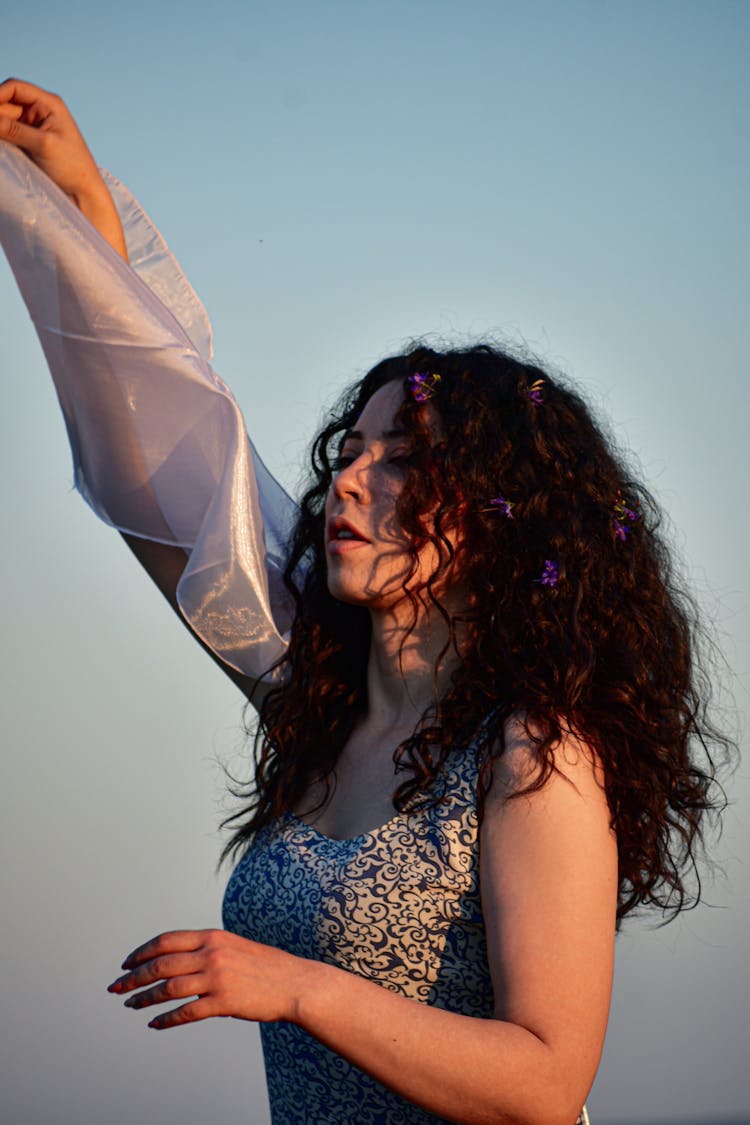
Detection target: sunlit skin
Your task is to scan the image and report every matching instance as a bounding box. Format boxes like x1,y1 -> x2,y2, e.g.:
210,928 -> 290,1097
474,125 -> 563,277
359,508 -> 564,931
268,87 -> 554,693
6,78 -> 618,1125
324,379 -> 461,613
323,380 -> 468,732
295,379 -> 471,837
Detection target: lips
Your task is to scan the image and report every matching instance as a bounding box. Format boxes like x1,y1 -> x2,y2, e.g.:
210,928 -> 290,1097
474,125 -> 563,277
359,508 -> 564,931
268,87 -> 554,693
326,516 -> 370,546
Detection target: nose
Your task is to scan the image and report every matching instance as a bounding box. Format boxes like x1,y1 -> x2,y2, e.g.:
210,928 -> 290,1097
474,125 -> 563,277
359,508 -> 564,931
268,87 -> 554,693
331,451 -> 372,503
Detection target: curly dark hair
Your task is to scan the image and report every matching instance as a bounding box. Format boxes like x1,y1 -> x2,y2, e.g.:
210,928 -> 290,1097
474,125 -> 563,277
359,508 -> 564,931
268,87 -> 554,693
221,343 -> 733,924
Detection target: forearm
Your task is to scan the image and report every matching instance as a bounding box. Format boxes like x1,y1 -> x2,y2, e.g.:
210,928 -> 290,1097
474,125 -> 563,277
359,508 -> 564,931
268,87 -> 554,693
74,176 -> 128,260
294,960 -> 584,1125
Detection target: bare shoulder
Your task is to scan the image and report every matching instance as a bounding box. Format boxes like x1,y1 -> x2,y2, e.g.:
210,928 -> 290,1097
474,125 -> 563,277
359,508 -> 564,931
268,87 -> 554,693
484,713 -> 609,808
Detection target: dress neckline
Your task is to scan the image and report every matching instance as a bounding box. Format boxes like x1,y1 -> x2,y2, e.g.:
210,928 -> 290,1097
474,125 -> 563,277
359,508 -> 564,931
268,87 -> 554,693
283,747 -> 477,844
285,807 -> 407,844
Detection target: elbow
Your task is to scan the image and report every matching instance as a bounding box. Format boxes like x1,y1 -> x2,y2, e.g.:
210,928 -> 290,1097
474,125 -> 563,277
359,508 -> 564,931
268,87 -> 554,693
493,1105 -> 584,1125
516,1076 -> 590,1125
524,1092 -> 589,1125
489,1028 -> 595,1125
539,1104 -> 587,1125
482,1065 -> 590,1125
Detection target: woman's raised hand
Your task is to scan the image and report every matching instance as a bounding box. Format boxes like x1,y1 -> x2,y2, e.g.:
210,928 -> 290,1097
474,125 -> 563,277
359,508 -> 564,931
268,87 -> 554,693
1,79 -> 102,201
0,78 -> 127,258
107,929 -> 316,1030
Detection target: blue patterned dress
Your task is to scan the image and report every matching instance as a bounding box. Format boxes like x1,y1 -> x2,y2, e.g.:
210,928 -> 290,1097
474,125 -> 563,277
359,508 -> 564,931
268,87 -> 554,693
223,752 -> 590,1125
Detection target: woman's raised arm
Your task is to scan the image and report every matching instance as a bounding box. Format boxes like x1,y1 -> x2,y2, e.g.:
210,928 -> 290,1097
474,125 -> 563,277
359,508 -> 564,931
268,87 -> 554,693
0,81 -> 298,702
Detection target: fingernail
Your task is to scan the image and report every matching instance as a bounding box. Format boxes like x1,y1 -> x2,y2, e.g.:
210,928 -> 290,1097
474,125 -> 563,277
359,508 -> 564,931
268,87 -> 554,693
148,1018 -> 161,1030
107,980 -> 122,994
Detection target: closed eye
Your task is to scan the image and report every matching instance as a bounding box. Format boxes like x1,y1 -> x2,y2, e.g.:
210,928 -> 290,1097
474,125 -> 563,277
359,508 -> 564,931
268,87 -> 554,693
332,451 -> 358,471
388,450 -> 417,467
331,445 -> 415,472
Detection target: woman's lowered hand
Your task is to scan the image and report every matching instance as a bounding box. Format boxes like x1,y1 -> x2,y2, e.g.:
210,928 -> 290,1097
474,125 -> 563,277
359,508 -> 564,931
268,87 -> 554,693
107,928 -> 315,1029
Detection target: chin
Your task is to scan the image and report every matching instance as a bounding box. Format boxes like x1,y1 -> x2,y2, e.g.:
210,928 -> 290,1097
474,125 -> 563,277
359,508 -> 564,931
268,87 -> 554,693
326,564 -> 363,605
326,567 -> 406,610
327,575 -> 377,607
327,578 -> 360,605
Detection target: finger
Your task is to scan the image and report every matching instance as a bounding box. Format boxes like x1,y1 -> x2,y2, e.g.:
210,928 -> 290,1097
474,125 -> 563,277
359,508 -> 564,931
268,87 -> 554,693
122,973 -> 207,1010
0,113 -> 50,153
121,930 -> 208,970
0,78 -> 57,107
108,951 -> 204,994
149,996 -> 216,1030
0,103 -> 23,120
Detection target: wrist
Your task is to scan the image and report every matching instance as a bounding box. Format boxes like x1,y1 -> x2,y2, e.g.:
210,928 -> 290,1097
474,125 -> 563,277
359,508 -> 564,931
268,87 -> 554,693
70,169 -> 114,217
290,957 -> 337,1029
70,174 -> 128,261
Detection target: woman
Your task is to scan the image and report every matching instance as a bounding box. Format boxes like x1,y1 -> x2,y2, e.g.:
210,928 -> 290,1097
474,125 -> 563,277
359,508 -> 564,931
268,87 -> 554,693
0,81 -> 730,1125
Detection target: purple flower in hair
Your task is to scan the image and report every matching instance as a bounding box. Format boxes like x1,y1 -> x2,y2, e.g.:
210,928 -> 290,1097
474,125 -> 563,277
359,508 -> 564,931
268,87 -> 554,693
612,491 -> 640,542
408,371 -> 442,403
483,496 -> 515,518
539,559 -> 559,587
527,378 -> 545,404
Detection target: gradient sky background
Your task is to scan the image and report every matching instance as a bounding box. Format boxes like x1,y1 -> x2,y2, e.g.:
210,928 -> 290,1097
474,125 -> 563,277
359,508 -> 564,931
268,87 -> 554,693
1,2 -> 748,1123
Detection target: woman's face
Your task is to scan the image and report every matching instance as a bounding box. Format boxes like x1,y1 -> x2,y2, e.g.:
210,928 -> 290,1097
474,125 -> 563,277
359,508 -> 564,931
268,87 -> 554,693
324,380 -> 461,612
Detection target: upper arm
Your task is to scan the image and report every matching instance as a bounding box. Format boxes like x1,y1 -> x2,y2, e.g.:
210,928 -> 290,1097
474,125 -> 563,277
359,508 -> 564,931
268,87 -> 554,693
120,533 -> 273,710
480,719 -> 618,1111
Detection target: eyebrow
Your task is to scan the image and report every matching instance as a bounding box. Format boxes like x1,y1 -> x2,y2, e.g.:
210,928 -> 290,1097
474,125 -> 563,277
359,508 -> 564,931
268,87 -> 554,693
342,428 -> 406,442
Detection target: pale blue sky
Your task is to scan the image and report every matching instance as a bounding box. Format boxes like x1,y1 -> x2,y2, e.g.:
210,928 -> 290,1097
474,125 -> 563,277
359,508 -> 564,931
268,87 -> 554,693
1,2 -> 748,1122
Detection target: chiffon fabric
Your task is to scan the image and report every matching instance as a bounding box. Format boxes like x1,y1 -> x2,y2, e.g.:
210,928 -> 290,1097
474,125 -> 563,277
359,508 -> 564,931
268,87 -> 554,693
0,141 -> 296,682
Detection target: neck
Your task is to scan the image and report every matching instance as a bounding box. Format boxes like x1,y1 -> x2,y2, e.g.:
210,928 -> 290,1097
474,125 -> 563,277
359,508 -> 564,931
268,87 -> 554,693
363,596 -> 464,733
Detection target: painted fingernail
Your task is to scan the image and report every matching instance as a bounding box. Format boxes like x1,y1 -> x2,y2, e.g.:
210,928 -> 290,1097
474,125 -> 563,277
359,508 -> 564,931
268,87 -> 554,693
107,980 -> 122,993
148,1017 -> 161,1030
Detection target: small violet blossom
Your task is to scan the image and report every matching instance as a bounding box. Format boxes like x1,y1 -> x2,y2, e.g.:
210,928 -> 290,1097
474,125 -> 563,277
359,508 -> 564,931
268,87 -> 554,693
539,559 -> 559,588
407,372 -> 441,404
487,496 -> 515,518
